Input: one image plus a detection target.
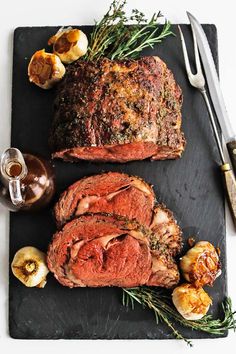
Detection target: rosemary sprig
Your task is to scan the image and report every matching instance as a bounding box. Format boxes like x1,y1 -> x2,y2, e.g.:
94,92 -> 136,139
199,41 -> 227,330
84,0 -> 173,61
122,287 -> 236,346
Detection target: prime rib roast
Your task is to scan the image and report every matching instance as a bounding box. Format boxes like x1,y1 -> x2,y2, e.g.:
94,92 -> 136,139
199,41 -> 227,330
51,56 -> 185,162
48,172 -> 182,288
47,213 -> 180,288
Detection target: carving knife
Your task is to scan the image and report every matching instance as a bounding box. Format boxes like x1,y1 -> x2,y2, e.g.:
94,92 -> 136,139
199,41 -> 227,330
187,12 -> 236,175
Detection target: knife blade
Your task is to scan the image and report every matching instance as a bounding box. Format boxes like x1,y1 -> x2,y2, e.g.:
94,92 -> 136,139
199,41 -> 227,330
187,12 -> 236,174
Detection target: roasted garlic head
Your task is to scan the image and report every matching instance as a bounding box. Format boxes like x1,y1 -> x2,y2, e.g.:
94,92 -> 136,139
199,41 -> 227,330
172,283 -> 212,320
180,241 -> 221,288
11,246 -> 49,288
48,27 -> 88,64
28,49 -> 65,89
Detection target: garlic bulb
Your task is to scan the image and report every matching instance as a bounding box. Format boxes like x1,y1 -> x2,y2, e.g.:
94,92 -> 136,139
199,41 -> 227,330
28,49 -> 65,89
180,241 -> 221,288
48,27 -> 88,64
172,283 -> 212,320
11,246 -> 49,288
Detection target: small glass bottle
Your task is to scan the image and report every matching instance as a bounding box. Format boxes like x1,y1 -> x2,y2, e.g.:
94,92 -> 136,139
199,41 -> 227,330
0,148 -> 55,211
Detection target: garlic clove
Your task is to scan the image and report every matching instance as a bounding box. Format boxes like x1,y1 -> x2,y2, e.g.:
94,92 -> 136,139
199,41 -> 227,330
172,283 -> 212,320
28,49 -> 65,89
48,27 -> 88,64
180,241 -> 221,288
11,246 -> 49,288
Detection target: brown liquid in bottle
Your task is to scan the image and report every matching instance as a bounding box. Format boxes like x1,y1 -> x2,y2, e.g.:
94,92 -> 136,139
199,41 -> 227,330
0,153 -> 55,211
6,162 -> 22,178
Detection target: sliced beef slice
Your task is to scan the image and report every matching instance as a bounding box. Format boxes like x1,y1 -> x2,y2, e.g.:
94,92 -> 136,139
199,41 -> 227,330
47,213 -> 179,288
54,172 -> 182,256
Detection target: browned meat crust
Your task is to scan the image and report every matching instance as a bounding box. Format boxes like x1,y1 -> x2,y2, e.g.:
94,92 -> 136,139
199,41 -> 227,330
151,204 -> 182,257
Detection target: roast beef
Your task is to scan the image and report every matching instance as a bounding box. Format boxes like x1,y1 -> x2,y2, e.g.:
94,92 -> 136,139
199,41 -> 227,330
54,172 -> 182,256
47,213 -> 179,288
51,56 -> 185,162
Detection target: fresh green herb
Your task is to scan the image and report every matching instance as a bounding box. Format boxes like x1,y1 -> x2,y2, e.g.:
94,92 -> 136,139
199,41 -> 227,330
122,287 -> 236,346
84,0 -> 173,61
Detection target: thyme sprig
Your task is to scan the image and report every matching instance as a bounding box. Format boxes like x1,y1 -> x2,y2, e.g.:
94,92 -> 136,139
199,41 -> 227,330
84,0 -> 173,61
122,287 -> 236,346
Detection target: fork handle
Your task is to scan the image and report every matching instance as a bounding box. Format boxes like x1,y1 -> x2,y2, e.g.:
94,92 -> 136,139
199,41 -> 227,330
227,139 -> 236,176
221,163 -> 236,228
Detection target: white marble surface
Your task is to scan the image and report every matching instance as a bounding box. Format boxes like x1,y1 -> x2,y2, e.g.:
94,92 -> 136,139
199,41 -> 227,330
0,0 -> 236,352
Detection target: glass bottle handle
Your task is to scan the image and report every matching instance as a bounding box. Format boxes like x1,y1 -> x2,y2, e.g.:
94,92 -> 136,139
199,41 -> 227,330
9,179 -> 24,206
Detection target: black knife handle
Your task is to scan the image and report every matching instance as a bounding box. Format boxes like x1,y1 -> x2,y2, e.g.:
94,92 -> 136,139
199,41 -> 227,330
227,140 -> 236,176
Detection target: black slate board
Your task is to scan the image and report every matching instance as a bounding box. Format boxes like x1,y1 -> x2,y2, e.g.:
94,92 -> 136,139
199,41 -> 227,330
9,25 -> 227,340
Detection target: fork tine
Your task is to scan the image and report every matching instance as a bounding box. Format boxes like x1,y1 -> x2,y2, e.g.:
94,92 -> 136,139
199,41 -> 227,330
178,25 -> 193,79
190,23 -> 202,75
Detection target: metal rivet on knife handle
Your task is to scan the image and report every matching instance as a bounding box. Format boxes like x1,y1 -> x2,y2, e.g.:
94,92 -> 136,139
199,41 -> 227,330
221,163 -> 230,172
